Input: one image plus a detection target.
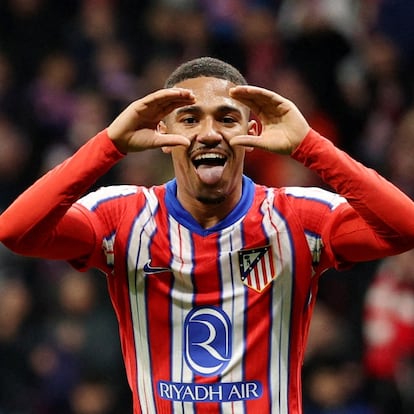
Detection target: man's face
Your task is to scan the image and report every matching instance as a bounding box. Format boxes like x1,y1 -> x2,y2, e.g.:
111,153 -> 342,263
161,77 -> 258,206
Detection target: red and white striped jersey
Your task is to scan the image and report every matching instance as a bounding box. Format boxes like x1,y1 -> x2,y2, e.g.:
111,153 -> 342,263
74,176 -> 347,414
2,129 -> 414,413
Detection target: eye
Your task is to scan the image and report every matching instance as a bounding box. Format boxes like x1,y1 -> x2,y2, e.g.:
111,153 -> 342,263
222,116 -> 237,124
182,116 -> 198,125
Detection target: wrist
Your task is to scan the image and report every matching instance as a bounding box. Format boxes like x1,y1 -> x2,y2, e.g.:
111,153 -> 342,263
103,129 -> 128,155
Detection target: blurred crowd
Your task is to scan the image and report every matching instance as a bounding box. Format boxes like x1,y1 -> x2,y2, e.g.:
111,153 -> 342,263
1,0 -> 414,413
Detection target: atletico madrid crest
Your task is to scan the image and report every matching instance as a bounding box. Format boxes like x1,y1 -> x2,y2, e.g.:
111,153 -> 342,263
238,245 -> 276,292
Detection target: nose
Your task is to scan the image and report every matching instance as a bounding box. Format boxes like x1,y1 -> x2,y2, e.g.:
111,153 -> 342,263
196,117 -> 222,146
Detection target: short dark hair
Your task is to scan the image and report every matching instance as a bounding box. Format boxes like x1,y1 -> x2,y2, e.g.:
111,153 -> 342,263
164,57 -> 247,88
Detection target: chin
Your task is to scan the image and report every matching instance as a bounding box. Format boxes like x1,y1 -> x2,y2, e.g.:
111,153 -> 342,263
196,194 -> 227,205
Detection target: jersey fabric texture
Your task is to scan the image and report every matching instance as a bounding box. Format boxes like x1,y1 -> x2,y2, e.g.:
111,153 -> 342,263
1,129 -> 414,414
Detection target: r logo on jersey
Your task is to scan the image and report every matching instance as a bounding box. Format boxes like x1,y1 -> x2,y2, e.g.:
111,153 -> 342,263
238,245 -> 276,292
184,307 -> 232,377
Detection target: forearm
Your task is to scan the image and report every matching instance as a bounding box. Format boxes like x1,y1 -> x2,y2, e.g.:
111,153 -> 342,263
291,129 -> 414,246
0,130 -> 124,255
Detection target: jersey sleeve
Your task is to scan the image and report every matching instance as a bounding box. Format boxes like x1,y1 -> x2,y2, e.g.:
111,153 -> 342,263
71,185 -> 140,272
290,129 -> 414,267
0,130 -> 125,268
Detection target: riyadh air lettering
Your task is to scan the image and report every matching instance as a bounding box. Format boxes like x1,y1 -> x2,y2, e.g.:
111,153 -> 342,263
158,381 -> 262,402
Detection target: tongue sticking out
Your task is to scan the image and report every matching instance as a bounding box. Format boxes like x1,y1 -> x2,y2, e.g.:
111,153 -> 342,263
196,165 -> 225,185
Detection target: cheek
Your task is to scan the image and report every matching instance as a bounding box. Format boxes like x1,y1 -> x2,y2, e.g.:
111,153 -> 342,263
233,148 -> 247,165
171,151 -> 192,174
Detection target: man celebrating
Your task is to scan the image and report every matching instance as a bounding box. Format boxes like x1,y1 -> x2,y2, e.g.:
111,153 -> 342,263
1,57 -> 414,413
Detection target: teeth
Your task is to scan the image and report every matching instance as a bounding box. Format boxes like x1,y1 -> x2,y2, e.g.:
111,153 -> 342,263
194,153 -> 225,161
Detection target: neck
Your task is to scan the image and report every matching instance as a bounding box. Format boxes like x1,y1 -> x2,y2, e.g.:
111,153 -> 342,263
177,187 -> 242,229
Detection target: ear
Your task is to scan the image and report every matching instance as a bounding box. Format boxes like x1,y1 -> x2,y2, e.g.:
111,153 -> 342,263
158,120 -> 167,134
158,121 -> 172,153
244,119 -> 259,153
248,119 -> 259,136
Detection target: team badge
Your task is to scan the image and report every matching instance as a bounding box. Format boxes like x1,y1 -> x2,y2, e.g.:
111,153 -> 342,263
238,245 -> 276,292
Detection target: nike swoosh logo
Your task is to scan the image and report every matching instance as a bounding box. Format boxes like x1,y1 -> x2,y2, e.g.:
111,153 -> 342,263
143,260 -> 171,274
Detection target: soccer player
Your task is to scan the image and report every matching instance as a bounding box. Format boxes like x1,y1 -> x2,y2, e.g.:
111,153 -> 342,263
1,57 -> 414,414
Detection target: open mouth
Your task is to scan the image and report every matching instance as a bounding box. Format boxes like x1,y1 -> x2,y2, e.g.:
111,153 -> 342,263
191,152 -> 228,185
192,153 -> 227,168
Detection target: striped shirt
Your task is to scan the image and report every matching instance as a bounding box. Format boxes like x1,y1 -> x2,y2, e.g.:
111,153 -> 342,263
2,129 -> 414,413
75,176 -> 347,413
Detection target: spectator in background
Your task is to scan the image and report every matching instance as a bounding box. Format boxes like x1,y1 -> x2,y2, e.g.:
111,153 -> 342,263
0,276 -> 36,413
26,52 -> 78,142
278,0 -> 353,141
92,40 -> 139,110
303,351 -> 375,414
29,265 -> 128,413
303,302 -> 373,413
69,375 -> 116,414
0,52 -> 21,122
277,0 -> 361,41
239,4 -> 282,89
175,6 -> 211,62
354,32 -> 411,173
141,4 -> 185,63
0,117 -> 32,210
68,91 -> 112,150
136,56 -> 181,96
304,302 -> 358,363
373,0 -> 414,72
198,0 -> 246,70
0,0 -> 68,86
363,249 -> 414,414
385,107 -> 414,199
63,0 -> 126,87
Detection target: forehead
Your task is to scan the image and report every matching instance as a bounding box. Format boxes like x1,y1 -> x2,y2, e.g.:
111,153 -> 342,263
172,76 -> 246,113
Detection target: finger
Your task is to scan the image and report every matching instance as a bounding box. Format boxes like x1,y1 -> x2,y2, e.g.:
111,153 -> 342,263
153,132 -> 191,148
147,87 -> 195,101
158,100 -> 193,118
229,86 -> 285,115
230,134 -> 292,155
230,85 -> 284,103
229,134 -> 264,148
146,88 -> 195,108
141,90 -> 196,120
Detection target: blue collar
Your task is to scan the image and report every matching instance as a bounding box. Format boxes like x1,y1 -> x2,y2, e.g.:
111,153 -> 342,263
165,175 -> 255,236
